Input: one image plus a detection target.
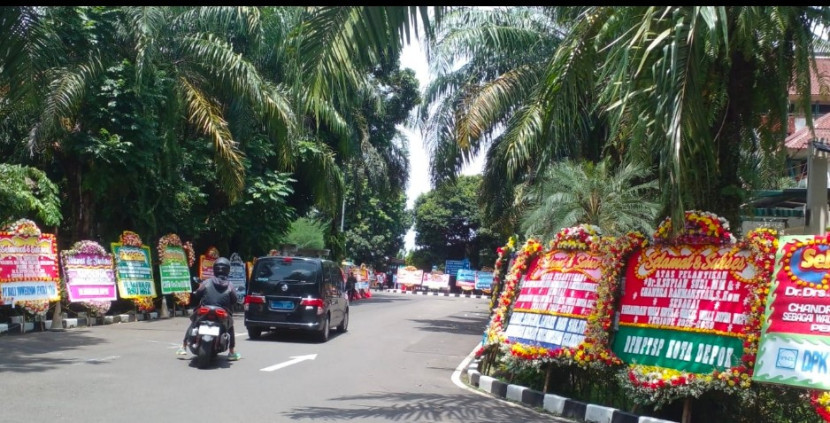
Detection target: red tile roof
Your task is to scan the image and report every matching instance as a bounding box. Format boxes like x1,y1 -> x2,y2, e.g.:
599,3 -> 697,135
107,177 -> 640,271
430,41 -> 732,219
785,112 -> 830,150
789,57 -> 830,99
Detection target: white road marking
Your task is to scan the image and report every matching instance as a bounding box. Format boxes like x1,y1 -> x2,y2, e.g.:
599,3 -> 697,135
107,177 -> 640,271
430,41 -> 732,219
260,354 -> 317,372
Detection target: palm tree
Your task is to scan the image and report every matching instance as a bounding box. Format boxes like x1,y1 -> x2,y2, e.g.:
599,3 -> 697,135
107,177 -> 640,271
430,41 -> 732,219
423,6 -> 830,233
15,7 -> 298,204
418,7 -> 569,184
118,6 -> 298,200
519,159 -> 660,239
416,6 -> 606,237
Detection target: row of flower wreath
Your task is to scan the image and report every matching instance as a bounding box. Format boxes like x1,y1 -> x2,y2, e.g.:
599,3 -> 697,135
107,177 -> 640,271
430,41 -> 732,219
7,228 -> 198,317
478,211 -> 780,405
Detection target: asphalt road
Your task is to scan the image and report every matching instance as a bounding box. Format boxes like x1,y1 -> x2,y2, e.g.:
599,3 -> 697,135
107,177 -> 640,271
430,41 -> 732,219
0,292 -> 571,423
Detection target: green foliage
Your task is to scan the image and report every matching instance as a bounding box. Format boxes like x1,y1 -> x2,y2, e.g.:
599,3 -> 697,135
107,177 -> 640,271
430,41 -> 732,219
344,180 -> 412,269
0,164 -> 62,227
424,6 -> 830,234
487,351 -> 824,422
412,174 -> 502,269
519,158 -> 661,238
218,171 -> 297,257
285,216 -> 327,250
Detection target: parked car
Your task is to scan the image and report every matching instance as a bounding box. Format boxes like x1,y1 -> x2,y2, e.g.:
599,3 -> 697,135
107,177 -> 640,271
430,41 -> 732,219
243,256 -> 348,342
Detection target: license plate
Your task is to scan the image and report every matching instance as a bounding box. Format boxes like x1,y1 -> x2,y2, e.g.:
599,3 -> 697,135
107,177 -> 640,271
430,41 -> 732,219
199,325 -> 220,336
270,300 -> 293,310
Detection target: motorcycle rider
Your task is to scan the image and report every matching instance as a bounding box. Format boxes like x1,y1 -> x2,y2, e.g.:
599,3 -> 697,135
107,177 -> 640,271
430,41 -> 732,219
346,269 -> 358,301
176,257 -> 241,361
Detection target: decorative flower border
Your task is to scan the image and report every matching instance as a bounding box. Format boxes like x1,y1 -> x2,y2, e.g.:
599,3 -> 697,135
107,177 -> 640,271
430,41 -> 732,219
64,240 -> 108,257
581,231 -> 647,367
120,230 -> 143,247
2,218 -> 42,235
480,238 -> 543,356
619,221 -> 778,405
654,210 -> 735,246
157,233 -> 196,267
812,390 -> 830,422
549,224 -> 602,251
173,291 -> 191,307
488,236 -> 517,312
133,296 -> 155,312
84,300 -> 111,316
18,299 -> 50,316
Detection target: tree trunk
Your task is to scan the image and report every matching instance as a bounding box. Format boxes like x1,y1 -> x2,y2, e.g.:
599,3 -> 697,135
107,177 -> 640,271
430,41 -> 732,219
712,50 -> 753,231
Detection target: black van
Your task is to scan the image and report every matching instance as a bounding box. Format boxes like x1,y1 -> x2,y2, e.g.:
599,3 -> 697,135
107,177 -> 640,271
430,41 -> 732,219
243,256 -> 348,342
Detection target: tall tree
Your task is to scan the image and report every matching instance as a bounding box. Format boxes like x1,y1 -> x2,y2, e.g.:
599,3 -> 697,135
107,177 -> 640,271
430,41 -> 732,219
9,6 -> 299,242
411,174 -> 500,270
423,6 -> 830,232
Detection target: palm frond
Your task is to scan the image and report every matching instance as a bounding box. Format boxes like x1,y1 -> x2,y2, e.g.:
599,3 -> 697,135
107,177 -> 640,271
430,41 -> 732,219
179,77 -> 245,200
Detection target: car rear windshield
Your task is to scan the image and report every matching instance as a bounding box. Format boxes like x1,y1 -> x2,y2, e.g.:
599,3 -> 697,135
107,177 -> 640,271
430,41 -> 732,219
251,258 -> 319,287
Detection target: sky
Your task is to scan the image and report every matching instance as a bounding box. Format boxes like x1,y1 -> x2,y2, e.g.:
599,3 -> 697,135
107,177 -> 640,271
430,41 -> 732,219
398,38 -> 485,252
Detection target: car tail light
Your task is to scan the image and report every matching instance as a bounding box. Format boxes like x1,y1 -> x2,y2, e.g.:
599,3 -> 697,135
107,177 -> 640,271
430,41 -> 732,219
300,298 -> 324,308
244,295 -> 264,311
244,295 -> 265,304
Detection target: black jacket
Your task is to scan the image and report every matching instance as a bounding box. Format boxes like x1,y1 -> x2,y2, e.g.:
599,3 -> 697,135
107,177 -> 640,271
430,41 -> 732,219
192,276 -> 237,314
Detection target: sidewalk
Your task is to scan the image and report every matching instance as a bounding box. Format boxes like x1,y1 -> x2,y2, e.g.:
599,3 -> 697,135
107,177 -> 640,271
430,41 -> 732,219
384,288 -> 488,299
0,309 -> 184,335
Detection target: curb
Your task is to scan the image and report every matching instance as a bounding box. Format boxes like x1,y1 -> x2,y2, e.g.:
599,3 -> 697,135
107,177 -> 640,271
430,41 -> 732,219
2,310 -> 188,335
461,351 -> 678,423
384,289 -> 487,299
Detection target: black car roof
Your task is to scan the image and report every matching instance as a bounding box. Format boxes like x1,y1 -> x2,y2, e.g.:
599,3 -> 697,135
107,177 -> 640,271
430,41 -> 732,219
255,256 -> 328,264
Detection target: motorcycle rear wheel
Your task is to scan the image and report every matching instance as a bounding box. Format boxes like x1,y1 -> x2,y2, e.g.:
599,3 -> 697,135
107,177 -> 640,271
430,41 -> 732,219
196,341 -> 213,369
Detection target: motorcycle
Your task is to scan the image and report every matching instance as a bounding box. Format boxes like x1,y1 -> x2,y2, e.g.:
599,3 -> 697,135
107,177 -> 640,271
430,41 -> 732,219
186,304 -> 232,368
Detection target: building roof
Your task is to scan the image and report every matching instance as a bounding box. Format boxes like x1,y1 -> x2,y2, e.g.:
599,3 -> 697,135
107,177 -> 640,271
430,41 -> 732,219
789,56 -> 830,100
785,111 -> 830,151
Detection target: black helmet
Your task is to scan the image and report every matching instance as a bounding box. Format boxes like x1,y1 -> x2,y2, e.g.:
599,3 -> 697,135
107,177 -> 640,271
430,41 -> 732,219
213,257 -> 231,278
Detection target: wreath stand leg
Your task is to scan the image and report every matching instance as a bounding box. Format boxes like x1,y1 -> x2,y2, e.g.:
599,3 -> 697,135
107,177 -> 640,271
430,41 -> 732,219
681,398 -> 692,423
160,295 -> 169,319
544,364 -> 553,393
50,300 -> 64,331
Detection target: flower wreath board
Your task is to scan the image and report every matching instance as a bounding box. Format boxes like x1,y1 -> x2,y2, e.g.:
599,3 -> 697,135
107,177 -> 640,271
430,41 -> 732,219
61,240 -> 117,303
111,231 -> 156,299
422,271 -> 450,290
503,238 -> 604,354
0,219 -> 60,305
199,246 -> 220,280
611,213 -> 776,398
754,234 -> 830,390
476,270 -> 494,292
158,234 -> 191,295
228,252 -> 247,293
456,269 -> 477,291
396,266 -> 423,288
